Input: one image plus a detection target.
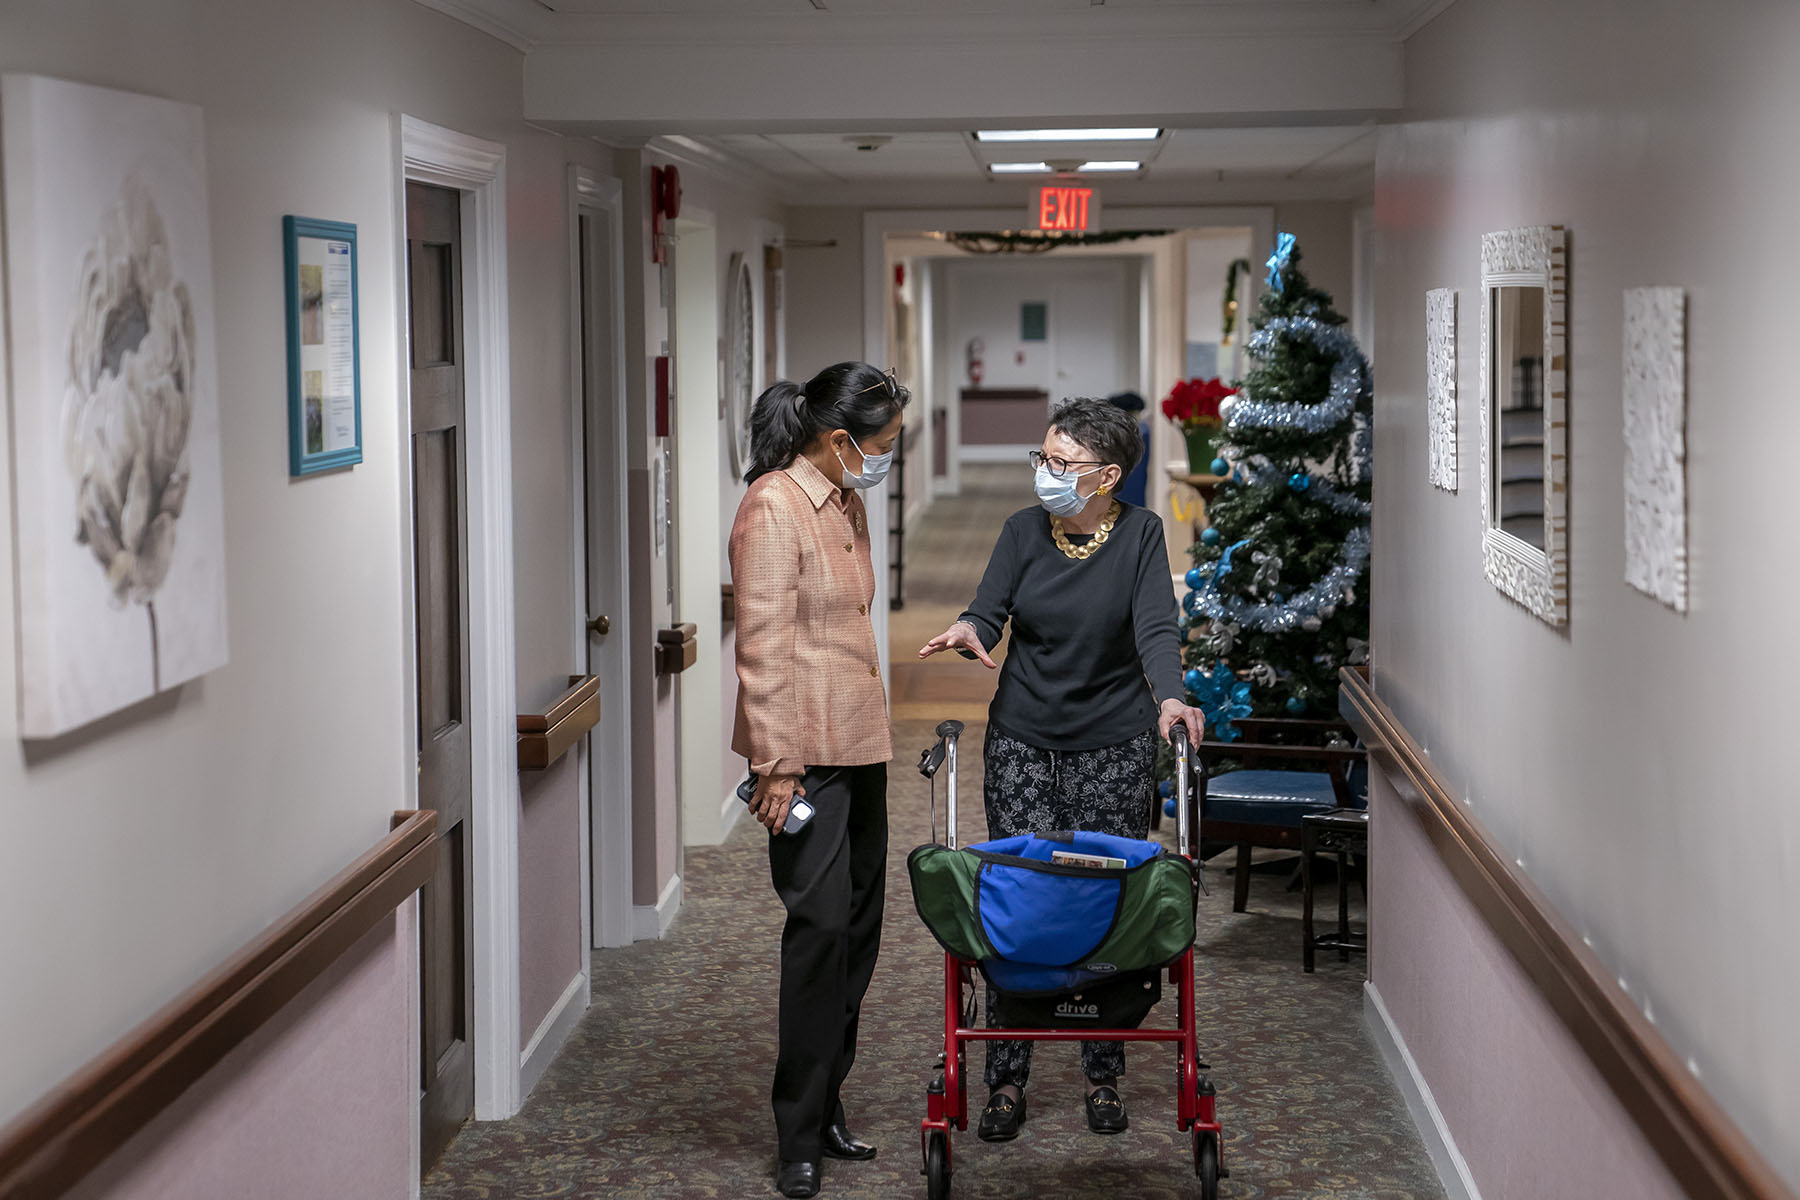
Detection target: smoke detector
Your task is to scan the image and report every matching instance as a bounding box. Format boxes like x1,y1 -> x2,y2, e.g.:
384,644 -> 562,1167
846,135 -> 892,152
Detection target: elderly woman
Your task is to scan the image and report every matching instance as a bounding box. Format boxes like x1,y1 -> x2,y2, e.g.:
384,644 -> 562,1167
919,397 -> 1205,1143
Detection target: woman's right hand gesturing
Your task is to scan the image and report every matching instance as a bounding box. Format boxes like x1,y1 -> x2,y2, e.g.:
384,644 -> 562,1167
918,620 -> 997,669
750,774 -> 805,833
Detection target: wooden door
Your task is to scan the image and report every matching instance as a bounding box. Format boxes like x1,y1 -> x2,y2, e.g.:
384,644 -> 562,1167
406,181 -> 475,1171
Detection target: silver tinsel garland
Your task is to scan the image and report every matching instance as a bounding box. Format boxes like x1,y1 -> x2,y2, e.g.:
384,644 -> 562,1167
1227,316 -> 1372,437
1193,525 -> 1372,633
1237,457 -> 1371,517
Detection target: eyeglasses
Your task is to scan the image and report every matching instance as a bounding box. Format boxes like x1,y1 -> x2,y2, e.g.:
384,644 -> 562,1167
1028,450 -> 1106,477
853,367 -> 900,399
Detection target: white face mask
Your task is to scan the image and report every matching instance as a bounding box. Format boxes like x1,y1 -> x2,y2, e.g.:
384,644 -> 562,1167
837,434 -> 893,489
1034,464 -> 1100,517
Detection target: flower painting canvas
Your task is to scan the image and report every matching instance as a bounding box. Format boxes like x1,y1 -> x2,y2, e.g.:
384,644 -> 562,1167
2,75 -> 229,737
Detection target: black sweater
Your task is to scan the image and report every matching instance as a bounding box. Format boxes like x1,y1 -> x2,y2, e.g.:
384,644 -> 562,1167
958,502 -> 1185,751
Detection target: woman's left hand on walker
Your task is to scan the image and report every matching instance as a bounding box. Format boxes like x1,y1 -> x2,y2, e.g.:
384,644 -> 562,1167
1159,698 -> 1206,746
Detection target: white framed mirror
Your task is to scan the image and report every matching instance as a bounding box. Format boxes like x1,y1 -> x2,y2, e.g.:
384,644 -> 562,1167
1479,225 -> 1567,625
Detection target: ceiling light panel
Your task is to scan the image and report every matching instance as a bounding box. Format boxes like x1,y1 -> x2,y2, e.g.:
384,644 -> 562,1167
989,161 -> 1052,173
1078,160 -> 1141,172
974,127 -> 1161,143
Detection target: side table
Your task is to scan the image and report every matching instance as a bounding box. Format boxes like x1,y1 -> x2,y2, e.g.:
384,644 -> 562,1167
1301,807 -> 1369,973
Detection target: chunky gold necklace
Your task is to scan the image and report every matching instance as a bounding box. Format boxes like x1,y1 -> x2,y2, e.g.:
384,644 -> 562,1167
1051,499 -> 1121,561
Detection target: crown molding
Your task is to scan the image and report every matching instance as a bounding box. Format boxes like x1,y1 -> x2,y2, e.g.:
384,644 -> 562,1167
1393,0 -> 1462,40
409,0 -> 548,52
416,0 -> 1462,52
647,135 -> 792,197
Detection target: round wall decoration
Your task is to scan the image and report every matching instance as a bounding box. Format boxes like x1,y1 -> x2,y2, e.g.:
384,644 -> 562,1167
724,252 -> 756,478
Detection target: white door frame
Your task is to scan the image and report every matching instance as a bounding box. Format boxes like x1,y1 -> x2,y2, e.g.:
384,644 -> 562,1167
669,211 -> 730,848
396,114 -> 522,1122
860,206 -> 1275,679
569,165 -> 636,949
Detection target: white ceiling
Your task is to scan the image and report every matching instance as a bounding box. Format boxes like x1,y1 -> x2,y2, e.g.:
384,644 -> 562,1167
415,0 -> 1441,204
693,126 -> 1374,186
542,0 -> 1368,11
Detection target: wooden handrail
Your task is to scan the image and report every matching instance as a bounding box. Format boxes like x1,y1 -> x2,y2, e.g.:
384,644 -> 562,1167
0,809 -> 438,1200
517,674 -> 601,770
1338,667 -> 1794,1200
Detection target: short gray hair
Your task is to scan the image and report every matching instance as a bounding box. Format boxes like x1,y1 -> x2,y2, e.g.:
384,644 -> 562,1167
1049,397 -> 1143,476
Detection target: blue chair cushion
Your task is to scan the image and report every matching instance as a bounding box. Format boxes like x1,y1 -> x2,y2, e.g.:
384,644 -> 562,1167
1204,769 -> 1362,828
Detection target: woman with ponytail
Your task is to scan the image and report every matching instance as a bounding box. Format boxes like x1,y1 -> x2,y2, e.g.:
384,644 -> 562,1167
729,361 -> 908,1199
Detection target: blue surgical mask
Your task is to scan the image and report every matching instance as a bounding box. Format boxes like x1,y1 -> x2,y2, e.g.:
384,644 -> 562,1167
837,434 -> 893,489
1034,464 -> 1100,517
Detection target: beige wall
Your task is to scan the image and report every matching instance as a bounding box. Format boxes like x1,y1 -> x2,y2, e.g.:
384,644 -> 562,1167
0,0 -> 605,1137
1273,200 -> 1356,318
783,207 -> 867,382
1373,0 -> 1800,1187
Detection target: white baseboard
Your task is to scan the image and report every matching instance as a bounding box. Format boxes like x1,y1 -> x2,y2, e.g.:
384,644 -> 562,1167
632,872 -> 682,941
519,970 -> 588,1099
958,443 -> 1037,464
719,783 -> 745,839
932,476 -> 959,497
1364,982 -> 1482,1200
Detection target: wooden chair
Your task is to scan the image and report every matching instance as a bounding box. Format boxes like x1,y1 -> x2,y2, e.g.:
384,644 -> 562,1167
1183,718 -> 1368,913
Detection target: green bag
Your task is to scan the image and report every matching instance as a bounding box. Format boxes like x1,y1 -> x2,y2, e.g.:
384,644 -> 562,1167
908,831 -> 1197,994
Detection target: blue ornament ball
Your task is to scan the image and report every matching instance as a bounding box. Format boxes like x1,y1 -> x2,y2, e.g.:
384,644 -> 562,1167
1286,695 -> 1307,714
1200,527 -> 1222,547
1209,457 -> 1229,476
1185,566 -> 1204,589
1158,779 -> 1173,798
1183,590 -> 1202,617
1288,472 -> 1312,492
1183,666 -> 1205,694
1163,797 -> 1178,818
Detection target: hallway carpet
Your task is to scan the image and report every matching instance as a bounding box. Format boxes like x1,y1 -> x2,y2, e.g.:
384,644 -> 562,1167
422,468 -> 1443,1199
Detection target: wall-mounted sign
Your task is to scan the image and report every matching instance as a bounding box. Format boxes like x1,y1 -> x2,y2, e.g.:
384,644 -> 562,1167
1031,185 -> 1102,233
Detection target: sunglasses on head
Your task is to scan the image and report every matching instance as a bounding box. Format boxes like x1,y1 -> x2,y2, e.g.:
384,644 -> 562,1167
853,367 -> 900,399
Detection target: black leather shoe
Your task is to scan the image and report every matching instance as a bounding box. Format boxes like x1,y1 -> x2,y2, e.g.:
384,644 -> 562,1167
821,1123 -> 877,1160
1085,1086 -> 1129,1134
976,1091 -> 1026,1142
775,1159 -> 820,1198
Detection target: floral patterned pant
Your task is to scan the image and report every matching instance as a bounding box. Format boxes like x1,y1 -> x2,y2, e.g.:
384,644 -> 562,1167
981,725 -> 1157,1090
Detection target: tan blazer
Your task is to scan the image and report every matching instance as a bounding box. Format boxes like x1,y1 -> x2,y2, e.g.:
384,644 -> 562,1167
729,454 -> 893,778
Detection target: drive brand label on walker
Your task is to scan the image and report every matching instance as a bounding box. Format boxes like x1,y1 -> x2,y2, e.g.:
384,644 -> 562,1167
1055,1000 -> 1102,1021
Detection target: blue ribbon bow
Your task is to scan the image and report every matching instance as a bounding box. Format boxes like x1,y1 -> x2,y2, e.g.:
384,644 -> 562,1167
1211,538 -> 1252,583
1265,231 -> 1296,293
1186,662 -> 1254,743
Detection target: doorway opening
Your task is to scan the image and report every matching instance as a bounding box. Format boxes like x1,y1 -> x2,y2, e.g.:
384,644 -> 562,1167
866,210 -> 1268,639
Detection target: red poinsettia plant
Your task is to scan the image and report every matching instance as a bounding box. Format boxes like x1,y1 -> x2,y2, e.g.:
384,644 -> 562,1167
1161,376 -> 1235,433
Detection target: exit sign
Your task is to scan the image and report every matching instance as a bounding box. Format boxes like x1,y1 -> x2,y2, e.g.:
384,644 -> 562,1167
1031,185 -> 1102,233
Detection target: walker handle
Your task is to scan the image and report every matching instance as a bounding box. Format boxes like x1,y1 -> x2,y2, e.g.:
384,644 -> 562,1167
918,721 -> 964,849
1172,725 -> 1193,860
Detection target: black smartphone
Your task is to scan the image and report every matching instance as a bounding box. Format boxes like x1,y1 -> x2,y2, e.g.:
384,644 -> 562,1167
737,773 -> 815,835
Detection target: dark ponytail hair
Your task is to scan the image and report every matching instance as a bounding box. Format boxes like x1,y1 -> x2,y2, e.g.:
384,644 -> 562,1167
744,361 -> 910,483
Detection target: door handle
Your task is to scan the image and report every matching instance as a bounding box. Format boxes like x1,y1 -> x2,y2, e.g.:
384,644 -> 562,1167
587,614 -> 612,636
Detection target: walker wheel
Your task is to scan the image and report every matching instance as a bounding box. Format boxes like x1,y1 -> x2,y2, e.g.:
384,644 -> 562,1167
1194,1129 -> 1219,1198
925,1130 -> 951,1200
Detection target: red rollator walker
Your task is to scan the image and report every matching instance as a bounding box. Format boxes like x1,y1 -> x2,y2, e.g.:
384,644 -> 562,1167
912,721 -> 1225,1199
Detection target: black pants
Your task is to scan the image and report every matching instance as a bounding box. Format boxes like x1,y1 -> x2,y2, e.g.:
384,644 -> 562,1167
981,727 -> 1156,1090
767,762 -> 888,1160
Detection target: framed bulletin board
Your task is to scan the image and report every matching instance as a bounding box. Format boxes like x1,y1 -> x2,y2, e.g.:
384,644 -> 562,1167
283,216 -> 363,475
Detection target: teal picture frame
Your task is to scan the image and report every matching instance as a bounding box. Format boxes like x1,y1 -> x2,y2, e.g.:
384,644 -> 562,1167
283,215 -> 363,475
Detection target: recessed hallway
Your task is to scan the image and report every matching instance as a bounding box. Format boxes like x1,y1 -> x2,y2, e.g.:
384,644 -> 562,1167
422,468 -> 1442,1199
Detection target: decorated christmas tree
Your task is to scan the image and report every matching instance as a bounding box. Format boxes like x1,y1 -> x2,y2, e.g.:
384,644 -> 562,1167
1178,234 -> 1372,738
